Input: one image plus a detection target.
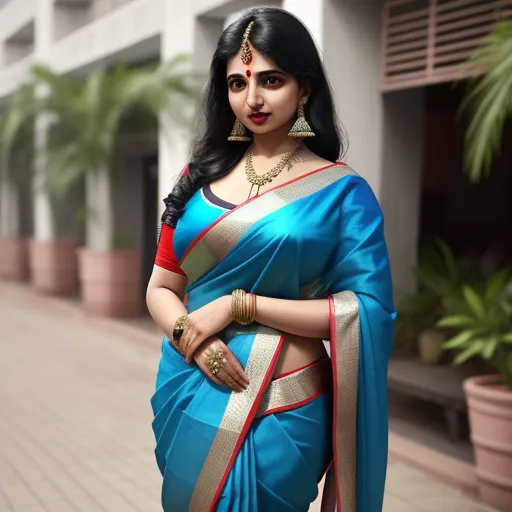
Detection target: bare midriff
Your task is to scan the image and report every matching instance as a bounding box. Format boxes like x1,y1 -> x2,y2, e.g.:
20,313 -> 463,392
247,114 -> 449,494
274,333 -> 328,376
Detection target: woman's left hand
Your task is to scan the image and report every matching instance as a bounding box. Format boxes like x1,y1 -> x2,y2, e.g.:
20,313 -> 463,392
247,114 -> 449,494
180,296 -> 232,363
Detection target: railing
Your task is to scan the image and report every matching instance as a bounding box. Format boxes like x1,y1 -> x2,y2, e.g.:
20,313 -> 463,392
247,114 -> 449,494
381,0 -> 512,91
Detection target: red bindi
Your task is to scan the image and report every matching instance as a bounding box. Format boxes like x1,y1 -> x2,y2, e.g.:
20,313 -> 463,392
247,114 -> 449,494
246,69 -> 252,77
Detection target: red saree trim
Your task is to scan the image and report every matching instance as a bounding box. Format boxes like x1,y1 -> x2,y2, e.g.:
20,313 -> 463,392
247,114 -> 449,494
258,391 -> 324,418
329,296 -> 343,509
208,334 -> 285,512
273,355 -> 329,379
179,161 -> 345,264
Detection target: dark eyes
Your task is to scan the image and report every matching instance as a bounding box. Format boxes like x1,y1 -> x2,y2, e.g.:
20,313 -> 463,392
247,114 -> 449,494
264,77 -> 282,86
228,76 -> 284,91
229,79 -> 246,90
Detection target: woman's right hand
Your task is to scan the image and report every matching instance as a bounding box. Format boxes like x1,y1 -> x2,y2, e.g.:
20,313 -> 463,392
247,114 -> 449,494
194,336 -> 250,393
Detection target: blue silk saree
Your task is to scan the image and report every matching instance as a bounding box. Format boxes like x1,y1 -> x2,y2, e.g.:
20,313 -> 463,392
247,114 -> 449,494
151,162 -> 396,511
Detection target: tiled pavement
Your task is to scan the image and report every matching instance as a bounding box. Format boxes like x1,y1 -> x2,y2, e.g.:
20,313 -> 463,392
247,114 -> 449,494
0,283 -> 498,512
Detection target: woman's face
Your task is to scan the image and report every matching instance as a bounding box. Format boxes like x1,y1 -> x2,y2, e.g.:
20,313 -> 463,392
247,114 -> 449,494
226,48 -> 308,136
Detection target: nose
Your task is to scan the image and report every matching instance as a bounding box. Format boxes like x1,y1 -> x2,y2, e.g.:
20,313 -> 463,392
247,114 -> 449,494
246,82 -> 264,110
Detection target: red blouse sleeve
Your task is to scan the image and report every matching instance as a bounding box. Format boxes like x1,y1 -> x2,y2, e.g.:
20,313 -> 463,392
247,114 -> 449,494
155,223 -> 185,275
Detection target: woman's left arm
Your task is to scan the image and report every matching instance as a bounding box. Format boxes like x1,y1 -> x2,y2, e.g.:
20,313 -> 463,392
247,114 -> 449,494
254,296 -> 330,339
181,295 -> 329,362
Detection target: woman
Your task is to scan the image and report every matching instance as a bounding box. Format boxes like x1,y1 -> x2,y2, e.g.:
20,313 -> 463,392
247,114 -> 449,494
147,7 -> 395,512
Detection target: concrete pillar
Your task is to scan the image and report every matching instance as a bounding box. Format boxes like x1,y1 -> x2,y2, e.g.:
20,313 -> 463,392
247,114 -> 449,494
158,2 -> 195,218
158,1 -> 223,219
85,170 -> 113,251
32,0 -> 56,242
33,112 -> 56,241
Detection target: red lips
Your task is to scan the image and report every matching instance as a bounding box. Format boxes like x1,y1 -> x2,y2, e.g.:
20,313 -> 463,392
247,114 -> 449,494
249,113 -> 271,125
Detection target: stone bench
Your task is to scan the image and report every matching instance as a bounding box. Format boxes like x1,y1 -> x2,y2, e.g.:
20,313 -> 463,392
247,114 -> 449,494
387,358 -> 467,441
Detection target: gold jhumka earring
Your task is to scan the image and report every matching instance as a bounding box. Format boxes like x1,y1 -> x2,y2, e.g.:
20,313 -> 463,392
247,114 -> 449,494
228,119 -> 251,142
288,104 -> 316,138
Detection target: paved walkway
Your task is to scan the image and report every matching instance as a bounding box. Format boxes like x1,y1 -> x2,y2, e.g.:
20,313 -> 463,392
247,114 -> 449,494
0,283 -> 498,512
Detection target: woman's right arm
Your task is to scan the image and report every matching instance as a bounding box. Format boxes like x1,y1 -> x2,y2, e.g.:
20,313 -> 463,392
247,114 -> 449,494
146,223 -> 249,392
146,265 -> 188,341
146,223 -> 189,340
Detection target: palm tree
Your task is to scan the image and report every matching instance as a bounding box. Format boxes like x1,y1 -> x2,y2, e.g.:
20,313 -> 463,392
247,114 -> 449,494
463,21 -> 512,182
0,83 -> 36,238
25,55 -> 202,315
0,82 -> 36,187
0,84 -> 36,279
31,55 -> 201,250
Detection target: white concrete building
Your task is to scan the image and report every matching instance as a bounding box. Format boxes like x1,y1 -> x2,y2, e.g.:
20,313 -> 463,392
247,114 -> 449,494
0,0 -> 505,305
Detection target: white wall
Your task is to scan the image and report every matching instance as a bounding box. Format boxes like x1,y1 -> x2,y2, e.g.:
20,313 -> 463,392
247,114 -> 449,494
88,0 -> 134,22
50,0 -> 163,74
380,89 -> 425,296
0,0 -> 36,43
323,0 -> 384,193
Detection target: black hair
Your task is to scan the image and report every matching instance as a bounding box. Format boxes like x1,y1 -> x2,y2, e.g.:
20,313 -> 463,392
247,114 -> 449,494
162,6 -> 346,227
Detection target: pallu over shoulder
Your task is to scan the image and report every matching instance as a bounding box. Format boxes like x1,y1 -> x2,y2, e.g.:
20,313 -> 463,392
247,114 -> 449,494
152,162 -> 396,512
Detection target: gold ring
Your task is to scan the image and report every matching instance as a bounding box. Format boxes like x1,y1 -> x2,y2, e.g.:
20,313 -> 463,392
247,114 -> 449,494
204,344 -> 227,376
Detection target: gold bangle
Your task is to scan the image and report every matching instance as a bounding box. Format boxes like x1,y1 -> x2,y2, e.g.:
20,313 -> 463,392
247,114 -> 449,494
231,289 -> 256,325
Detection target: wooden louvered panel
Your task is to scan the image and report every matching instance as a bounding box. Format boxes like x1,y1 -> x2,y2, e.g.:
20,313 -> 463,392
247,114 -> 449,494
435,23 -> 496,43
381,0 -> 512,91
436,0 -> 503,23
387,48 -> 429,64
387,27 -> 429,45
436,11 -> 502,34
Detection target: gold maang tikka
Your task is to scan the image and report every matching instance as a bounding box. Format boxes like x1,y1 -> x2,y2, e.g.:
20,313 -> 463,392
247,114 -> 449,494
241,21 -> 255,65
228,21 -> 256,142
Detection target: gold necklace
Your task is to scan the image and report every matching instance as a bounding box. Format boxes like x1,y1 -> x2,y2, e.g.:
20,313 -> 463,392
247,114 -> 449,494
245,146 -> 302,197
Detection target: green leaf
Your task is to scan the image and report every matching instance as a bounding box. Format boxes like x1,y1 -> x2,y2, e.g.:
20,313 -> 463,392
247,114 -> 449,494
463,286 -> 485,319
482,337 -> 499,360
443,330 -> 477,349
485,268 -> 511,302
501,333 -> 512,344
461,21 -> 512,182
453,341 -> 485,365
437,315 -> 475,328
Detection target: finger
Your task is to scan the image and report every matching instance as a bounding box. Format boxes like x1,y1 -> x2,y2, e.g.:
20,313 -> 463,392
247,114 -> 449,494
225,351 -> 250,386
206,372 -> 224,387
194,357 -> 221,385
169,337 -> 182,355
223,360 -> 249,390
217,368 -> 243,392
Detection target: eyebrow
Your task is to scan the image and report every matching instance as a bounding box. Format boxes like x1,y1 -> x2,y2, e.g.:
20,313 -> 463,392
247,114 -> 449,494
227,69 -> 287,80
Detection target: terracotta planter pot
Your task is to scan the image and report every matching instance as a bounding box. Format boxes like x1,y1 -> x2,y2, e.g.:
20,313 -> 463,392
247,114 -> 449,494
78,247 -> 141,317
29,239 -> 79,296
464,375 -> 512,511
0,236 -> 29,280
418,329 -> 444,365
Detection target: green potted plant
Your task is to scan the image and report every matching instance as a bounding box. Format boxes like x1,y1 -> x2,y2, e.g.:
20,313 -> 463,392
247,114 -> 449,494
438,268 -> 512,511
395,289 -> 443,362
407,239 -> 481,364
0,84 -> 35,281
30,57 -> 200,316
